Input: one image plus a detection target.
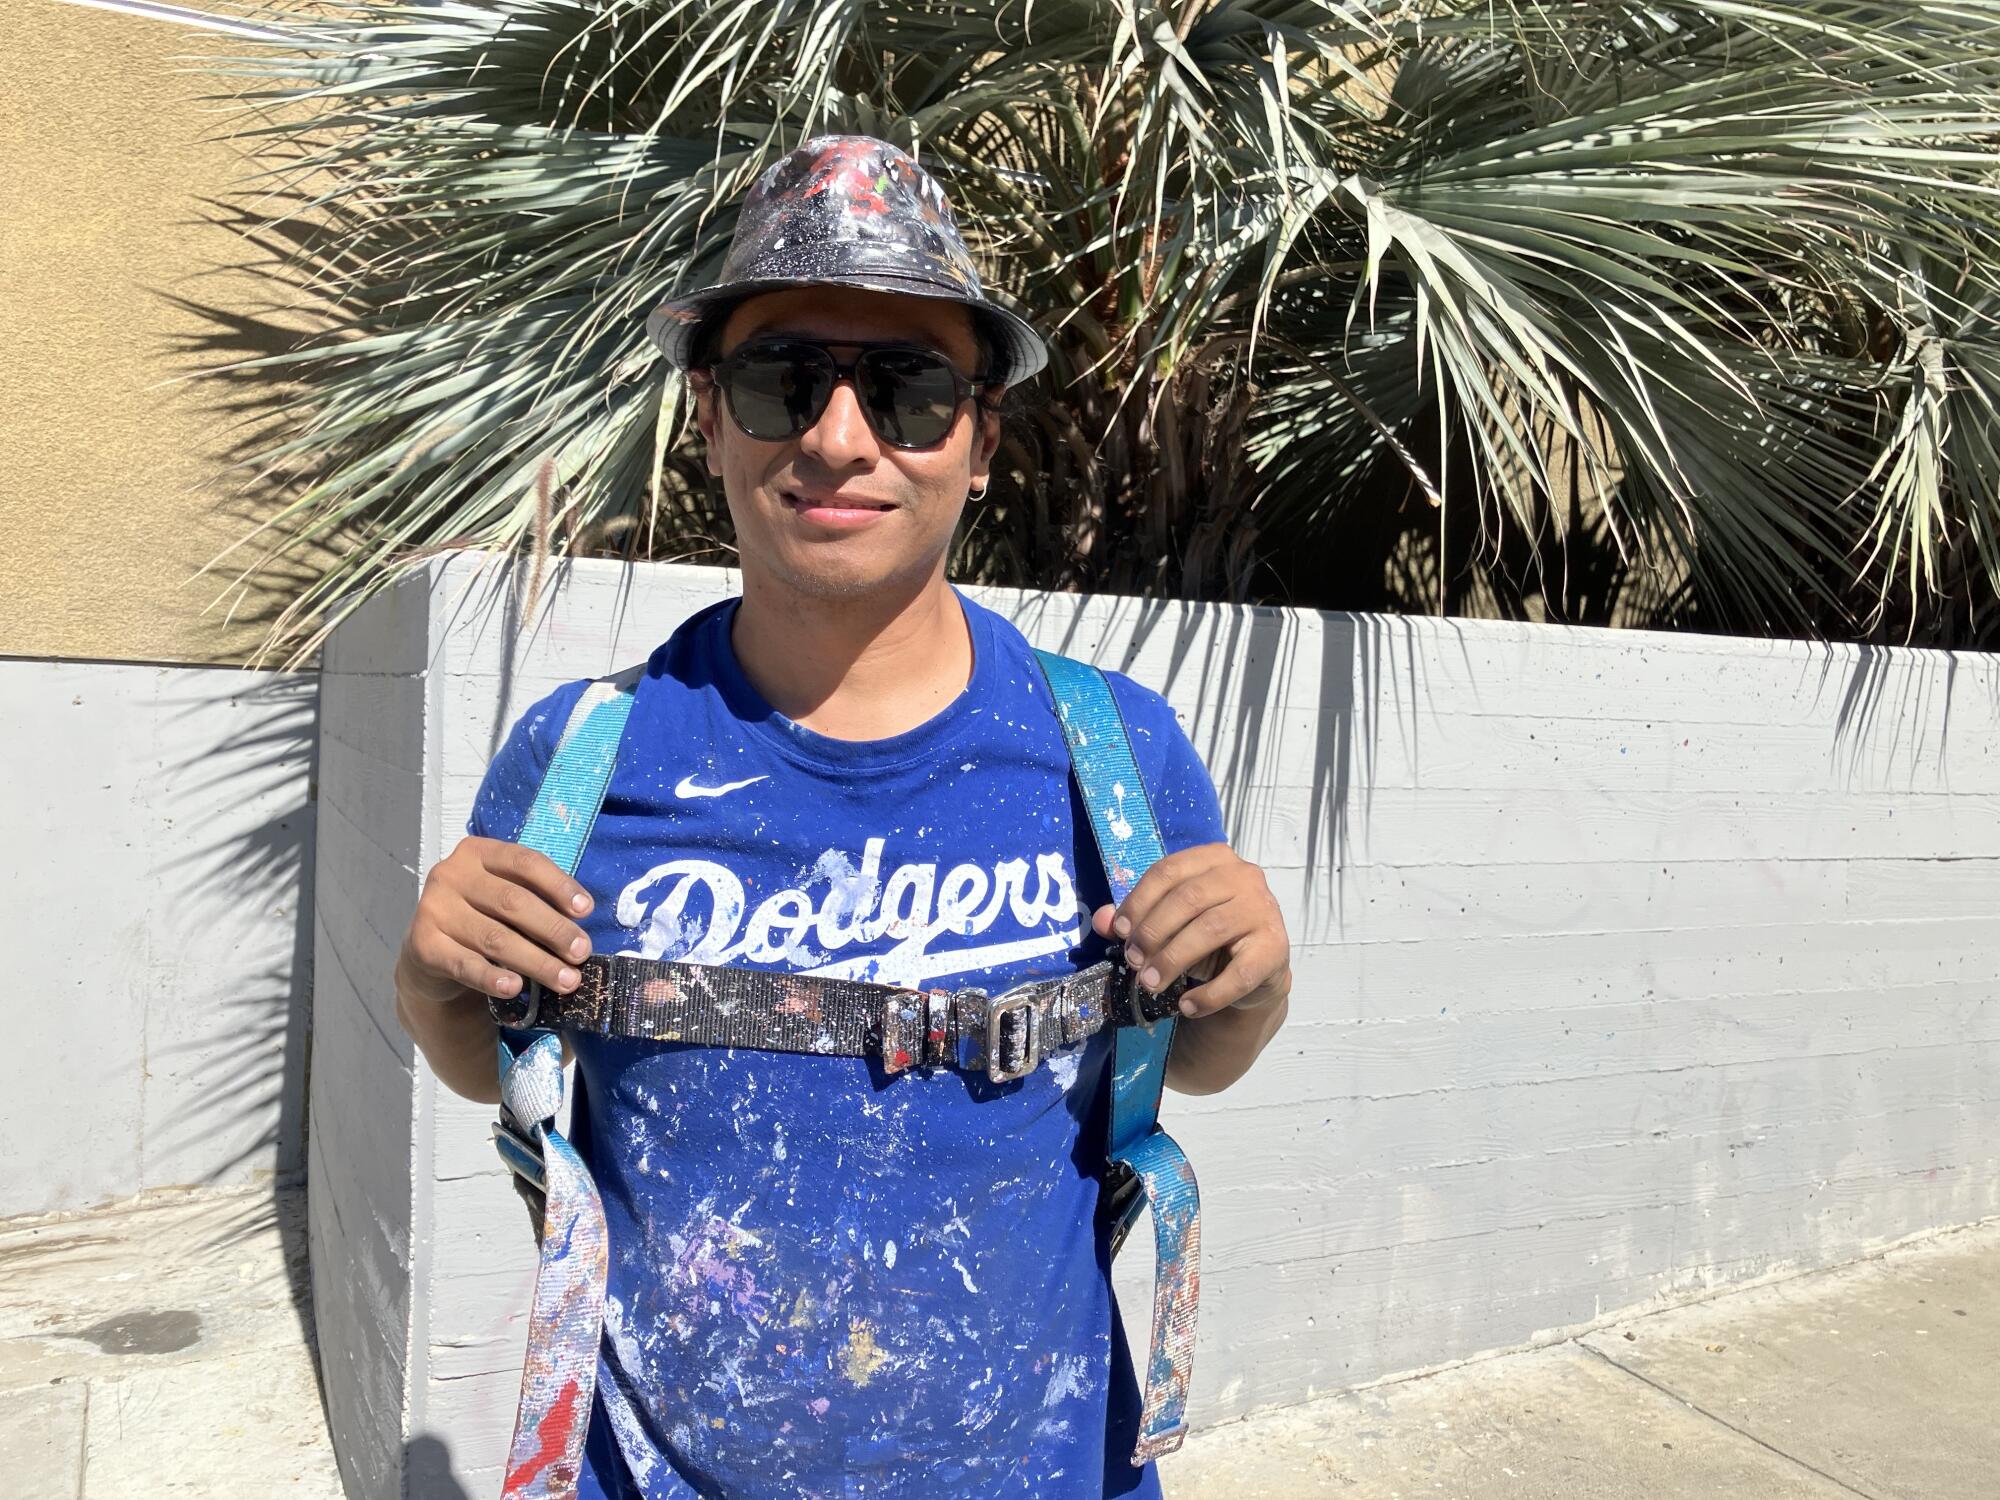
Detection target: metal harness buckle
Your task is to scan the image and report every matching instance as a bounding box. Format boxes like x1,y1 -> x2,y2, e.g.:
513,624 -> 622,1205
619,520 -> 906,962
490,981 -> 542,1030
984,988 -> 1043,1082
1108,944 -> 1183,1026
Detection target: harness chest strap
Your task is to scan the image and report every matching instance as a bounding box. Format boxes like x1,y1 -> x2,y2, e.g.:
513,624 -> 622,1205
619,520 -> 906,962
493,950 -> 1183,1082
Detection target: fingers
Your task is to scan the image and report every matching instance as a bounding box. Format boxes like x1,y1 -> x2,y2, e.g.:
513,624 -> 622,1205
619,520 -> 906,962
1113,843 -> 1289,1015
403,926 -> 547,1003
1181,942 -> 1291,1017
474,838 -> 594,920
1128,897 -> 1260,999
1113,844 -> 1240,984
462,868 -> 593,969
1109,844 -> 1235,943
415,894 -> 583,995
402,837 -> 597,1005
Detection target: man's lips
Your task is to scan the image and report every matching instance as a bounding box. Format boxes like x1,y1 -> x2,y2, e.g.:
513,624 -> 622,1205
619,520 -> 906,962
782,490 -> 897,528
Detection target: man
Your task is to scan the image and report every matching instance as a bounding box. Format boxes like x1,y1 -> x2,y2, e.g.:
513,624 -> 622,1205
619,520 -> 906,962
394,136 -> 1291,1499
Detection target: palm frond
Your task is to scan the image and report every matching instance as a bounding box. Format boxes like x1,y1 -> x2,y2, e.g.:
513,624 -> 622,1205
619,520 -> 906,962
82,0 -> 2000,656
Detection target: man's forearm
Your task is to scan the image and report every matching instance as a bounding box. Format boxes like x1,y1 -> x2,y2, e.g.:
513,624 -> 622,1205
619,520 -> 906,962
1164,993 -> 1289,1096
395,964 -> 503,1104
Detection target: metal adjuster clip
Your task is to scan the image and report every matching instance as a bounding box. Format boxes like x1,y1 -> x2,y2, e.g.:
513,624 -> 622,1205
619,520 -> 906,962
490,981 -> 543,1031
985,989 -> 1043,1082
1108,944 -> 1182,1026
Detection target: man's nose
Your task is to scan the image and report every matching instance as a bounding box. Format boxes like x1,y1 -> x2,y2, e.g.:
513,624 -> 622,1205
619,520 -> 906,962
798,377 -> 878,469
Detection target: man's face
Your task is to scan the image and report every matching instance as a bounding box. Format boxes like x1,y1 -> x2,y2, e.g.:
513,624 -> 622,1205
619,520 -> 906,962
692,286 -> 1003,602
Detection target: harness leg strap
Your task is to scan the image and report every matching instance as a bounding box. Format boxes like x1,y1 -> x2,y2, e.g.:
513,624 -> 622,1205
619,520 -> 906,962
493,672 -> 639,1500
1034,648 -> 1205,1466
496,1033 -> 610,1500
1118,1128 -> 1202,1461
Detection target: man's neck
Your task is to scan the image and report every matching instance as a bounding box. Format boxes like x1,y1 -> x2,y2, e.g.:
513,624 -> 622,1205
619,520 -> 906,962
730,571 -> 974,741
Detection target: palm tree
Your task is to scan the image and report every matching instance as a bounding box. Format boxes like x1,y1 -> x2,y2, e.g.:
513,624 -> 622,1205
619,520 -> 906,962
97,0 -> 2000,657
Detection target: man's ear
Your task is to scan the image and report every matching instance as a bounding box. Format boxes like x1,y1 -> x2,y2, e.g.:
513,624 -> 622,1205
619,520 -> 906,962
689,376 -> 724,478
968,386 -> 1006,489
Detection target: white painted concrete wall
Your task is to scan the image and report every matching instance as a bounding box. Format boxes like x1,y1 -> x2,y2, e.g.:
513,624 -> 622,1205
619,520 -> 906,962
312,554 -> 2000,1497
0,658 -> 315,1217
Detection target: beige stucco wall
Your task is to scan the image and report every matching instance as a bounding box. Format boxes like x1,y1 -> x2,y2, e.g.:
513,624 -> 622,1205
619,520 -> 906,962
1,3 -> 317,666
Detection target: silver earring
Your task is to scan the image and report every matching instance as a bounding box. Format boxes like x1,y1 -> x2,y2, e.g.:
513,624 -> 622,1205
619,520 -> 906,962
968,483 -> 988,501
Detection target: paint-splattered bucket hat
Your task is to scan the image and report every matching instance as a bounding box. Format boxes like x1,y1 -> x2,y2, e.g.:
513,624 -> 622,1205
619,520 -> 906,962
646,135 -> 1048,384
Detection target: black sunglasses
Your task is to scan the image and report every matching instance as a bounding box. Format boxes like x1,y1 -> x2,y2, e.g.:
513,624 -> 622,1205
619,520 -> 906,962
705,337 -> 996,450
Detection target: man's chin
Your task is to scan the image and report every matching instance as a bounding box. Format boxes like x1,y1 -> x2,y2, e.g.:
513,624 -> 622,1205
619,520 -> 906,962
758,545 -> 939,603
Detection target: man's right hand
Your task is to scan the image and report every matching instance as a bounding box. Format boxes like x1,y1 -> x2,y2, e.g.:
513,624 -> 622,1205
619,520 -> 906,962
396,836 -> 596,1021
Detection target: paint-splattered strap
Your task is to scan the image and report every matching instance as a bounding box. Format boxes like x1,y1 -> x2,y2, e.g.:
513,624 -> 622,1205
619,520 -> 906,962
1121,1127 -> 1202,1462
492,666 -> 641,1500
1032,649 -> 1201,1463
493,1033 -> 609,1499
496,954 -> 1180,1081
513,670 -> 643,874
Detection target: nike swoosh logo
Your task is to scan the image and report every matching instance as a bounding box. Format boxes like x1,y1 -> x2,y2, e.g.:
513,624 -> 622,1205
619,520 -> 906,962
802,928 -> 1081,987
674,773 -> 769,799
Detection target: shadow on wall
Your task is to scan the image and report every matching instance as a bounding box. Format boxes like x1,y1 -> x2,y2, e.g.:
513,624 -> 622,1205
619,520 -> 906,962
1011,590 -> 1371,905
1825,641 -> 1993,788
155,189 -> 350,664
994,595 -> 2000,910
429,556 -> 2000,935
405,1435 -> 477,1500
154,669 -> 319,1379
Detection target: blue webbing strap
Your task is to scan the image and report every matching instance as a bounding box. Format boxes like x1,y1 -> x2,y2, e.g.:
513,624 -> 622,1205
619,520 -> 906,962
493,671 -> 638,1500
1033,649 -> 1202,1465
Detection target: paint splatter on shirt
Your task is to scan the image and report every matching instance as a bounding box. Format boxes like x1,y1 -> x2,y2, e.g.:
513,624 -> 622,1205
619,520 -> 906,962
469,591 -> 1226,1499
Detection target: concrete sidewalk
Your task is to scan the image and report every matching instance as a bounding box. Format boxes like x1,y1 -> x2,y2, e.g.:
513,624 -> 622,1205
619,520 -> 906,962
0,1188 -> 340,1499
1,1188 -> 1992,1499
1164,1220 -> 2000,1499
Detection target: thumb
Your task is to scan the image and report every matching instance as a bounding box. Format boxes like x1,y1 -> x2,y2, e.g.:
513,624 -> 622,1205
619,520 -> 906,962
1090,903 -> 1117,939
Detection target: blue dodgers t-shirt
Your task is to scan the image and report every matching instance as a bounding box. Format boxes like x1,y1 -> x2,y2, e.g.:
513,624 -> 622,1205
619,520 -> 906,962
468,590 -> 1226,1500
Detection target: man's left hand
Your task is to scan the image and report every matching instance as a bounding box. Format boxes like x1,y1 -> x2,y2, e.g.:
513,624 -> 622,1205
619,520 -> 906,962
1091,842 -> 1292,1019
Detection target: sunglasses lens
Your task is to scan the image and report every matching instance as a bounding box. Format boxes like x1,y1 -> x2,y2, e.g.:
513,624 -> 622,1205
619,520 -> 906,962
723,346 -> 834,440
716,342 -> 968,448
861,348 -> 962,447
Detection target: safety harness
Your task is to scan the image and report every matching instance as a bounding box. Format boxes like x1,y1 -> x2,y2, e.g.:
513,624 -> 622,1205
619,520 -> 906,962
487,651 -> 1202,1498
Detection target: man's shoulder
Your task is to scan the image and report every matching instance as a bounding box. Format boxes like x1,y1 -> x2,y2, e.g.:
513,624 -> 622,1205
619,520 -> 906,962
532,597 -> 731,714
499,676 -> 594,761
482,601 -> 727,777
960,595 -> 1201,800
980,607 -> 1183,735
961,594 -> 1175,716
